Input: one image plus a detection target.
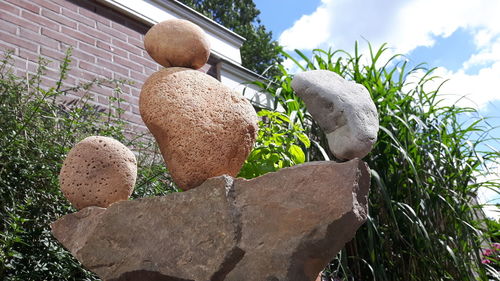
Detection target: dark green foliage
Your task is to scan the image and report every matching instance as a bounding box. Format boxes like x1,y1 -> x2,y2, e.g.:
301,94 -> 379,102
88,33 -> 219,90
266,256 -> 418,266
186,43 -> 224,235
255,43 -> 500,280
0,50 -> 174,280
179,0 -> 283,76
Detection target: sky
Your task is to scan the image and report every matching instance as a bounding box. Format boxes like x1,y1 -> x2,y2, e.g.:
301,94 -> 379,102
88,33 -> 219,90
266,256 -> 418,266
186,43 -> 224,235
254,0 -> 499,218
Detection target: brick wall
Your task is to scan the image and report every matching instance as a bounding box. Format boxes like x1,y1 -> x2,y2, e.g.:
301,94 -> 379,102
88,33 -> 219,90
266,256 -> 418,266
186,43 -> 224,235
0,0 -> 215,134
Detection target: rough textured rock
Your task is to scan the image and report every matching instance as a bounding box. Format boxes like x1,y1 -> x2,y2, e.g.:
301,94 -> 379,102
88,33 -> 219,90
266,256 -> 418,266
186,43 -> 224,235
52,159 -> 370,281
139,67 -> 258,191
144,19 -> 210,69
291,70 -> 379,160
59,136 -> 137,209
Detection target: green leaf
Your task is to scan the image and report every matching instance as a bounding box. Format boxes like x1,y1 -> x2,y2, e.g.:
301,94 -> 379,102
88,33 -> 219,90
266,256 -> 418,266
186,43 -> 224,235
296,132 -> 310,148
288,144 -> 305,164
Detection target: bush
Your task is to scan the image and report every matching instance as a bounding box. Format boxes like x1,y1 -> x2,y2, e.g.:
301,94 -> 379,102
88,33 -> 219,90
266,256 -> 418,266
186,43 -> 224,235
0,50 -> 174,280
254,43 -> 500,280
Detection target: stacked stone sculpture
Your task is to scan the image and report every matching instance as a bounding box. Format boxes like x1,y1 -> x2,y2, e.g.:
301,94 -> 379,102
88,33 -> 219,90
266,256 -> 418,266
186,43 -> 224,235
51,18 -> 379,281
141,19 -> 258,191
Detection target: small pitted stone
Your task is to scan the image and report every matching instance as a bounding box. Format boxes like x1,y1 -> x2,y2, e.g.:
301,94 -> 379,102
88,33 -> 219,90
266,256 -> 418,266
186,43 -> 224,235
144,19 -> 210,69
59,136 -> 137,210
139,67 -> 258,191
291,70 -> 379,160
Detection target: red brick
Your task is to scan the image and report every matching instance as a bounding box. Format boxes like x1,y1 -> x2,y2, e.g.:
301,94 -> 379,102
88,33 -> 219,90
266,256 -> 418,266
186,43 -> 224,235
96,22 -> 127,41
112,72 -> 131,83
51,0 -> 78,12
20,28 -> 59,49
0,19 -> 18,35
123,111 -> 143,125
79,42 -> 112,61
127,36 -> 143,49
79,60 -> 112,78
21,10 -> 59,31
111,22 -> 144,40
0,1 -> 20,15
42,27 -> 78,47
18,49 -> 39,62
42,9 -> 77,29
78,23 -> 111,43
14,57 -> 38,72
96,58 -> 128,76
71,49 -> 96,64
62,26 -> 96,45
100,86 -> 116,97
0,10 -> 39,32
132,105 -> 140,115
0,41 -> 16,53
41,46 -> 65,60
32,0 -> 60,13
131,87 -> 141,97
40,76 -> 60,88
129,54 -> 157,72
121,93 -> 139,105
96,41 -> 127,58
112,38 -> 143,56
113,55 -> 143,73
78,6 -> 111,27
144,67 -> 159,76
62,7 -> 95,27
44,66 -> 61,79
77,68 -> 100,82
129,69 -> 150,84
0,31 -> 38,52
97,94 -> 108,105
6,0 -> 40,14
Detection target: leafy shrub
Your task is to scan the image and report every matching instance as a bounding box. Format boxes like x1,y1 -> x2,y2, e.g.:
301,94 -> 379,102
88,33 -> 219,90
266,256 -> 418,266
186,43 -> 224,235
239,109 -> 310,178
0,50 -> 173,280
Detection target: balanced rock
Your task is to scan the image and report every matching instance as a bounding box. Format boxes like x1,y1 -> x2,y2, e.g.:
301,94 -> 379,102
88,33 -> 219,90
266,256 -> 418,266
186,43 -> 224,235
291,70 -> 379,160
144,19 -> 210,69
52,159 -> 370,281
59,136 -> 137,209
139,67 -> 258,190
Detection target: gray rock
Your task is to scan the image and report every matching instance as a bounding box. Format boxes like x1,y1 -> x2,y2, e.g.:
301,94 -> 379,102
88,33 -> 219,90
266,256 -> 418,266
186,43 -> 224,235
52,159 -> 370,281
291,70 -> 379,160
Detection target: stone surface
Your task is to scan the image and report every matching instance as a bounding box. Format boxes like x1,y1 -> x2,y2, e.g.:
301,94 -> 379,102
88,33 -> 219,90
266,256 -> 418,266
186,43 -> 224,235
291,70 -> 379,160
52,159 -> 370,281
59,136 -> 137,209
139,67 -> 258,191
144,19 -> 210,69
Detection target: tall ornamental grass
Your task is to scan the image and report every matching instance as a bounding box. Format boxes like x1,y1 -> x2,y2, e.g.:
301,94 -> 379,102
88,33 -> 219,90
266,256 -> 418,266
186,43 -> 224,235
254,43 -> 500,280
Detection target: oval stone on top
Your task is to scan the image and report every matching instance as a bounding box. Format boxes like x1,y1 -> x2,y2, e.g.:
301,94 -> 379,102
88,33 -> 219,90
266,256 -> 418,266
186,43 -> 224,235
144,19 -> 211,69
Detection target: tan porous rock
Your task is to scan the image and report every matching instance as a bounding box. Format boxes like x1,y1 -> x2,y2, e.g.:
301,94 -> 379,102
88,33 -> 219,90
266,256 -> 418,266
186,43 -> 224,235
139,67 -> 258,190
144,19 -> 210,69
59,136 -> 137,210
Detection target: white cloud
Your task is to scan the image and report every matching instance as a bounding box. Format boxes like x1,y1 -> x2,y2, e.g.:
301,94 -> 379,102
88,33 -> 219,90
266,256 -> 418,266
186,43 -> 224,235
278,2 -> 331,50
280,0 -> 500,53
477,165 -> 500,219
278,0 -> 500,108
281,57 -> 304,74
430,63 -> 500,108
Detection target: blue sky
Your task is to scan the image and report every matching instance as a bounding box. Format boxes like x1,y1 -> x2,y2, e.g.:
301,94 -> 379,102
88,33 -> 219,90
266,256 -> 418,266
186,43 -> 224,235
254,0 -> 499,218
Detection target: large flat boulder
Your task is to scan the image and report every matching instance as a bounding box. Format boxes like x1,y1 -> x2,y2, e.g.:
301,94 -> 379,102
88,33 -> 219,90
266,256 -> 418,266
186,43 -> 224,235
52,159 -> 370,281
